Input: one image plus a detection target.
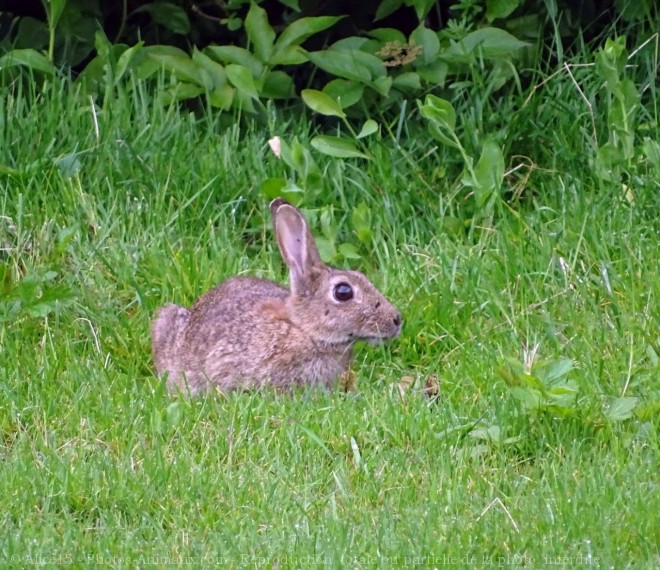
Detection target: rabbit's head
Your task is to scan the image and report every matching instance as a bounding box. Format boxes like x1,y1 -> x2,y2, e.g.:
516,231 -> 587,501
270,198 -> 402,346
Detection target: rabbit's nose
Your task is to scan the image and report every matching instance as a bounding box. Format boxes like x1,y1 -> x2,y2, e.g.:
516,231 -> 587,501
393,314 -> 402,327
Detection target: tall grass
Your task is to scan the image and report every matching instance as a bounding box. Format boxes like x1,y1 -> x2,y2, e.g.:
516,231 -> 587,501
1,32 -> 658,568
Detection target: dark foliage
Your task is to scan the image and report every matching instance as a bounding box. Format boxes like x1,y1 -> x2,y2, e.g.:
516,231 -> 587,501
1,0 -> 655,72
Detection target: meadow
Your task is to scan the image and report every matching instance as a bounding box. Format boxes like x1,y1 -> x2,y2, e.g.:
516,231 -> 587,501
1,42 -> 659,569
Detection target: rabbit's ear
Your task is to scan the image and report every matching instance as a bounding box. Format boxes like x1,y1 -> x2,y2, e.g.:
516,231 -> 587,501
271,200 -> 322,296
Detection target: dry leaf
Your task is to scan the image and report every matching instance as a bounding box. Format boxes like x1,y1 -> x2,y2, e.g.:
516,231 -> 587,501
424,374 -> 440,399
398,375 -> 415,397
339,369 -> 357,392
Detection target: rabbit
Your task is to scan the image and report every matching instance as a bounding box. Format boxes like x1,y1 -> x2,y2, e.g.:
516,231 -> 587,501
151,198 -> 402,394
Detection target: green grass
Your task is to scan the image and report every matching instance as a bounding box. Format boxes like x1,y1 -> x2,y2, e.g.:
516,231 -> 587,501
1,59 -> 659,569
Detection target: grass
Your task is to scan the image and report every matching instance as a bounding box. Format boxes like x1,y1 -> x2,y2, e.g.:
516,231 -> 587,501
1,45 -> 659,568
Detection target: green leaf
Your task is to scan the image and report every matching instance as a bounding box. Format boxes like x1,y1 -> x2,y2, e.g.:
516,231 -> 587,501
450,27 -> 530,59
434,421 -> 480,441
301,89 -> 346,118
375,0 -> 403,21
393,71 -> 421,93
407,0 -> 436,21
165,402 -> 182,429
0,48 -> 56,75
13,17 -> 49,52
338,49 -> 387,79
275,16 -> 343,52
419,94 -> 456,131
605,397 -> 639,422
208,84 -> 234,110
608,76 -> 638,109
539,358 -> 574,383
0,164 -> 25,178
371,75 -> 393,96
349,436 -> 363,468
594,142 -> 623,182
93,28 -> 112,62
439,216 -> 464,236
634,400 -> 660,422
280,181 -> 305,203
356,119 -> 379,139
269,46 -> 308,66
226,64 -> 259,99
426,122 -> 459,149
310,136 -> 369,159
135,45 -> 187,80
410,25 -> 439,65
53,3 -> 98,67
643,137 -> 660,170
368,28 -> 407,44
278,139 -> 321,180
279,0 -> 300,10
45,0 -> 68,30
55,153 -> 82,177
8,271 -> 76,319
26,286 -> 76,317
144,45 -> 190,58
351,202 -> 373,243
150,406 -> 163,435
204,46 -> 264,77
135,2 -> 191,34
486,0 -> 521,22
547,381 -> 579,408
504,14 -> 542,39
322,79 -> 364,109
615,0 -> 655,22
546,404 -> 578,417
232,90 -> 256,113
603,36 -> 628,71
305,172 -> 323,193
260,177 -> 287,200
76,54 -> 109,87
469,425 -> 501,443
471,140 -> 504,205
115,42 -> 144,83
245,3 -> 275,63
417,60 -> 448,85
162,83 -> 205,104
497,360 -> 522,384
192,47 -> 227,89
547,384 -> 578,396
339,243 -> 362,260
511,387 -> 543,410
517,374 -> 544,391
261,71 -> 294,99
331,36 -> 369,51
306,50 -> 373,83
148,53 -> 209,88
276,138 -> 295,171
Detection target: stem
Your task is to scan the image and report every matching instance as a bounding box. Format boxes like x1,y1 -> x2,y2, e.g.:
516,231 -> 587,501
114,0 -> 129,44
48,25 -> 55,62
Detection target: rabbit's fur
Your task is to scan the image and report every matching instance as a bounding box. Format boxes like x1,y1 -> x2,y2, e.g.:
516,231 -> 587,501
152,198 -> 402,394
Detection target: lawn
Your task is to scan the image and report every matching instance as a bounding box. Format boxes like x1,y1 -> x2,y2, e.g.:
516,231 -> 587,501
0,66 -> 658,568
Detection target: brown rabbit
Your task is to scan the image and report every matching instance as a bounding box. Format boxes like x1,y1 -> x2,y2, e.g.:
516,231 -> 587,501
151,198 -> 402,394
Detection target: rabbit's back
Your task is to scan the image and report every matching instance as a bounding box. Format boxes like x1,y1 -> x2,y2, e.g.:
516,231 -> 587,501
188,276 -> 288,326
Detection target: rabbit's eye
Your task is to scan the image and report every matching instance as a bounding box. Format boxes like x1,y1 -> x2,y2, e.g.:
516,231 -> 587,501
333,283 -> 354,302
